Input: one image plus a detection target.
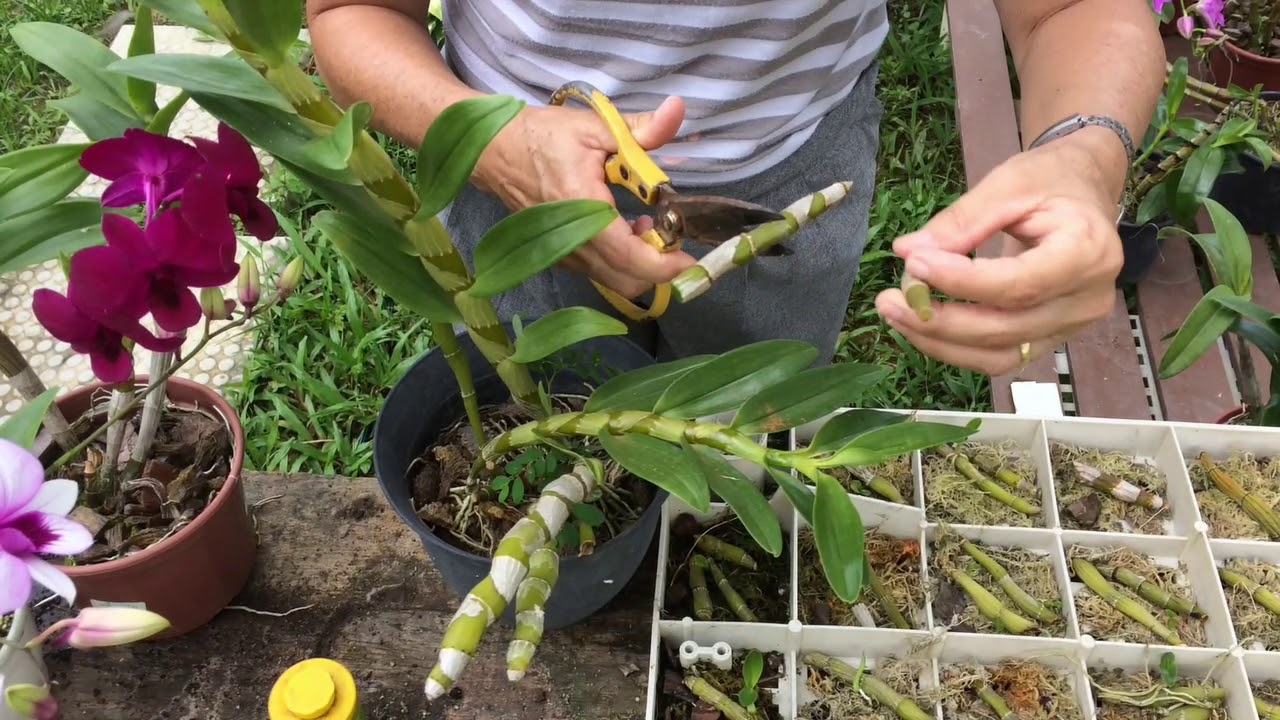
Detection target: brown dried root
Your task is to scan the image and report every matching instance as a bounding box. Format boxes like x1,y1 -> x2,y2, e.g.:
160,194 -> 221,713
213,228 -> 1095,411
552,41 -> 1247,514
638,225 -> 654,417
935,660 -> 1085,720
829,454 -> 914,505
664,514 -> 790,623
1188,450 -> 1280,541
924,441 -> 1042,528
930,525 -> 1065,637
1219,557 -> 1280,651
798,655 -> 933,720
1068,546 -> 1207,646
1089,667 -> 1225,720
798,527 -> 924,629
1050,443 -> 1169,534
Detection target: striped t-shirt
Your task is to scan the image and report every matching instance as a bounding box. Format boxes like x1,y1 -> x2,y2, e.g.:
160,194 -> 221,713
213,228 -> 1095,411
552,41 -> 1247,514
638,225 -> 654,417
440,0 -> 890,186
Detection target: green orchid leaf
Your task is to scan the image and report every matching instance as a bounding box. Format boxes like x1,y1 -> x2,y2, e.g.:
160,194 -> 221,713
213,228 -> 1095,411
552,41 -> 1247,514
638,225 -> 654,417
146,90 -> 191,136
742,650 -> 764,689
1165,56 -> 1188,120
509,306 -> 627,363
655,339 -> 818,419
1134,183 -> 1169,225
223,0 -> 303,66
1195,198 -> 1253,297
1258,366 -> 1280,428
1226,315 -> 1280,365
469,200 -> 617,298
138,0 -> 223,38
0,200 -> 105,275
731,362 -> 889,435
0,144 -> 90,221
768,467 -> 814,524
1171,144 -> 1223,228
1212,116 -> 1256,146
415,94 -> 525,220
9,22 -> 138,118
109,54 -> 294,112
818,418 -> 979,468
1158,651 -> 1178,687
571,502 -> 605,527
300,101 -> 374,174
312,209 -> 459,322
690,446 -> 782,557
1157,285 -> 1241,379
1245,137 -> 1274,169
813,473 -> 865,603
49,93 -> 145,141
597,432 -> 710,512
584,354 -> 715,412
127,5 -> 159,119
0,388 -> 59,450
807,409 -> 910,454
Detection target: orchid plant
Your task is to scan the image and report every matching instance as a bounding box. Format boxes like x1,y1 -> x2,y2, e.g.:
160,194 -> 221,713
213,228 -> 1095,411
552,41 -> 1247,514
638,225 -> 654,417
1153,0 -> 1227,40
18,0 -> 984,700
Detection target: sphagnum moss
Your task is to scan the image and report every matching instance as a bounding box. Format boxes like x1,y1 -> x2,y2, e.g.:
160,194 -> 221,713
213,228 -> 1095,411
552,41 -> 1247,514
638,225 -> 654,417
797,526 -> 924,629
1051,442 -> 1170,534
924,441 -> 1042,528
1219,557 -> 1280,651
936,660 -> 1085,720
798,655 -> 934,720
1189,450 -> 1280,541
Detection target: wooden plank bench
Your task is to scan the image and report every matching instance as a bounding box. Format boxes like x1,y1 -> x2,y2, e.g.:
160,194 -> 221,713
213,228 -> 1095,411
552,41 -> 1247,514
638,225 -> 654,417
41,474 -> 654,719
945,0 -> 1278,422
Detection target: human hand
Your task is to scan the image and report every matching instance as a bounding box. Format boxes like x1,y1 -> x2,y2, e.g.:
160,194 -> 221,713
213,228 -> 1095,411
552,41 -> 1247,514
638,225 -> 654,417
472,95 -> 697,299
874,128 -> 1127,376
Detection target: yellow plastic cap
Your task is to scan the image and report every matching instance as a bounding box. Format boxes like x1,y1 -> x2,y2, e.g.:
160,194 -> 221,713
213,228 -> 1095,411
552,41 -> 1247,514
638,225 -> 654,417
268,659 -> 359,720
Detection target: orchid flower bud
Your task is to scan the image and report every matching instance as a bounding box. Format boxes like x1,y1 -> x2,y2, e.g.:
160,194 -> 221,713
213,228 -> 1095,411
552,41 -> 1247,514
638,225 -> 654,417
4,683 -> 58,720
199,288 -> 233,321
56,607 -> 170,649
277,257 -> 304,300
1176,13 -> 1195,37
237,258 -> 261,310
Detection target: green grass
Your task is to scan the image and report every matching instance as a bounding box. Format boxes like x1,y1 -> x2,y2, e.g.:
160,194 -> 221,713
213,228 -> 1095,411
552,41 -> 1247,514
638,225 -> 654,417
0,0 -> 125,153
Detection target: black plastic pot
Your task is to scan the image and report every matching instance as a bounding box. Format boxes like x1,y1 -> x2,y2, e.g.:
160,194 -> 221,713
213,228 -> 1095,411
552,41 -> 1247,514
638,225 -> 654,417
372,323 -> 665,631
1116,215 -> 1172,286
1208,92 -> 1280,235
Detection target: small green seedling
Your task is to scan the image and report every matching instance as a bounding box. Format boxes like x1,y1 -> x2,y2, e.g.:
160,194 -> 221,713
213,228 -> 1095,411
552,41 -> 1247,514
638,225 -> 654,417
738,650 -> 764,714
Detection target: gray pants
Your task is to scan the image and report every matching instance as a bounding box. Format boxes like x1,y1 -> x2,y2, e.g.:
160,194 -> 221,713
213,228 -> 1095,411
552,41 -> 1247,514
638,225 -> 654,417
444,63 -> 883,364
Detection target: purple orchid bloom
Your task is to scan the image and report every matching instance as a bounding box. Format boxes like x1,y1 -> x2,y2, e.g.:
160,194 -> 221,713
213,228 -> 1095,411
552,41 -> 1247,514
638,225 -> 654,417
190,123 -> 278,241
0,439 -> 94,615
1151,0 -> 1171,12
1193,0 -> 1225,29
78,129 -> 204,220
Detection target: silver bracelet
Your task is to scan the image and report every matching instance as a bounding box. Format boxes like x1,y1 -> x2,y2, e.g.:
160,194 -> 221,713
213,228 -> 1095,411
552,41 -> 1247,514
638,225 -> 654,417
1028,114 -> 1136,161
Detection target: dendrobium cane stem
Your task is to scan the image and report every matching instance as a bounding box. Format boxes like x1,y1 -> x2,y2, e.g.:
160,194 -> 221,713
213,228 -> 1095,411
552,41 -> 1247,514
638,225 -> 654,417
101,389 -> 130,483
1097,564 -> 1203,617
703,555 -> 756,622
949,567 -> 1038,635
689,556 -> 714,621
683,676 -> 754,720
901,271 -> 933,322
0,330 -> 76,451
696,535 -> 757,570
1198,452 -> 1280,539
961,540 -> 1058,623
946,446 -> 1040,516
122,349 -> 174,482
974,682 -> 1017,720
1219,566 -> 1280,618
1071,557 -> 1183,645
1072,461 -> 1165,510
866,565 -> 910,629
670,182 -> 853,303
425,462 -> 599,701
802,653 -> 933,720
1257,695 -> 1280,720
506,547 -> 559,681
432,321 -> 485,444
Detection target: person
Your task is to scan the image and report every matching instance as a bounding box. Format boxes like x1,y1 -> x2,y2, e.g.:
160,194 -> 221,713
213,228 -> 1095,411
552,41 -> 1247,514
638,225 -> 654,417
304,0 -> 1166,377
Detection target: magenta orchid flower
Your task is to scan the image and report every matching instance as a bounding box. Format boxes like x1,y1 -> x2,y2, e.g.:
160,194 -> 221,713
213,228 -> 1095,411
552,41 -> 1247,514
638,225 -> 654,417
1193,0 -> 1224,29
78,128 -> 204,220
0,439 -> 94,615
1151,0 -> 1171,12
190,123 -> 278,241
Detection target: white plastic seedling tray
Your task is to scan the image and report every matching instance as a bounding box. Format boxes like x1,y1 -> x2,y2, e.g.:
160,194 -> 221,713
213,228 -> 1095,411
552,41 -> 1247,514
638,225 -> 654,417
643,409 -> 1280,720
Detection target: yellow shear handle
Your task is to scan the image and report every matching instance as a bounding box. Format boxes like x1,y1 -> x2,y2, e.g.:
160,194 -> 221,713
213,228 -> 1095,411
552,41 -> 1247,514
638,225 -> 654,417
550,81 -> 677,322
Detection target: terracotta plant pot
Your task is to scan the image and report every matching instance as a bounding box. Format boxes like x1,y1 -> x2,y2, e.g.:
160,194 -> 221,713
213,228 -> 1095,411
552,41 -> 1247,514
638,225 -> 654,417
0,606 -> 46,720
1208,37 -> 1280,92
50,377 -> 255,639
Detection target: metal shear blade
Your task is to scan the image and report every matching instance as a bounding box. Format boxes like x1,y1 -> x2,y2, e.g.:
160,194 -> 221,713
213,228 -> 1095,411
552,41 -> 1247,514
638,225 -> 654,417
657,191 -> 789,254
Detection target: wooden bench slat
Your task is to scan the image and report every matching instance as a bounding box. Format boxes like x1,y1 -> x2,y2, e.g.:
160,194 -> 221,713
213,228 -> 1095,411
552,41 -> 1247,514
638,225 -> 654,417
1064,289 -> 1152,419
1136,236 -> 1237,422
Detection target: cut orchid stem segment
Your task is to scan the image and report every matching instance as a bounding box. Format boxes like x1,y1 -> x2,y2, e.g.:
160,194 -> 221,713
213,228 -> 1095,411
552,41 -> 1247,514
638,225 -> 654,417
901,271 -> 933,321
689,554 -> 714,621
1071,557 -> 1183,646
960,540 -> 1058,623
684,675 -> 754,720
506,547 -> 559,681
851,467 -> 907,504
974,681 -> 1018,720
866,565 -> 911,629
670,182 -> 852,303
1256,695 -> 1280,720
945,445 -> 1041,516
1097,563 -> 1204,617
972,455 -> 1033,492
696,534 -> 757,570
1198,452 -> 1280,539
1165,706 -> 1213,720
702,555 -> 757,622
1219,566 -> 1280,618
425,462 -> 599,700
802,652 -> 933,720
949,567 -> 1038,635
1072,461 -> 1165,510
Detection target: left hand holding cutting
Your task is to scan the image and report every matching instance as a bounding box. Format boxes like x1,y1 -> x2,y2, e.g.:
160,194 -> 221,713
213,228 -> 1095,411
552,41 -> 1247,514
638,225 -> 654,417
875,130 -> 1126,377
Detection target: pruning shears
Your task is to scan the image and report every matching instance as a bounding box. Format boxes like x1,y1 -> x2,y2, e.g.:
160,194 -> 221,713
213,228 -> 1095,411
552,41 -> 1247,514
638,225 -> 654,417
548,81 -> 785,322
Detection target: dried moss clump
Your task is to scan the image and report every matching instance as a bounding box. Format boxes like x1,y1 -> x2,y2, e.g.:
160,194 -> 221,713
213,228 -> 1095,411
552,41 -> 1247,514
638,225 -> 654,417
662,513 -> 791,624
798,656 -> 933,720
936,660 -> 1085,720
1219,557 -> 1280,651
798,526 -> 925,629
1189,450 -> 1280,541
1051,442 -> 1170,534
1069,545 -> 1208,646
830,454 -> 915,505
1090,667 -> 1226,720
929,526 -> 1065,637
923,441 -> 1042,528
661,647 -> 785,720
